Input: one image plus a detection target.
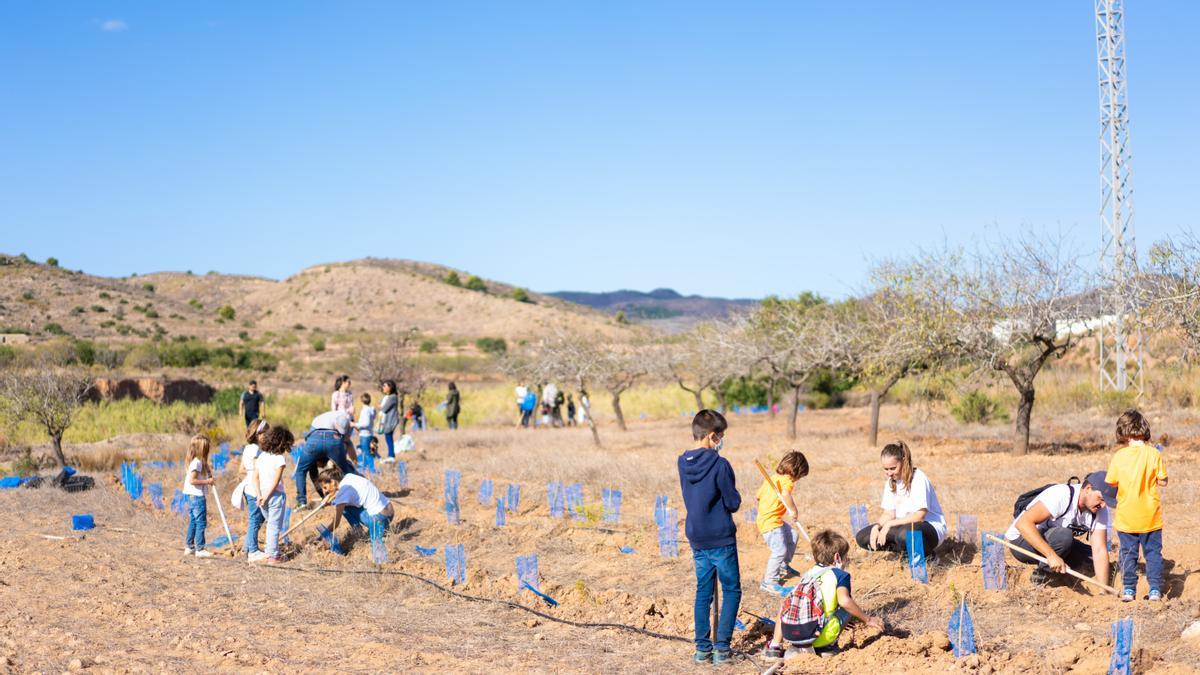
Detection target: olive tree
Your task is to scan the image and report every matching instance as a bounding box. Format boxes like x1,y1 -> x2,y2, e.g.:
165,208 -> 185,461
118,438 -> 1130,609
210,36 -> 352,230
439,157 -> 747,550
0,365 -> 93,466
504,331 -> 604,446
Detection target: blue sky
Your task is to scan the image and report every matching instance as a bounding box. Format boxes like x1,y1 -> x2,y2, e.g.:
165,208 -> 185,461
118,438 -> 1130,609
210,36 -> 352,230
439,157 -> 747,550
2,2 -> 1197,299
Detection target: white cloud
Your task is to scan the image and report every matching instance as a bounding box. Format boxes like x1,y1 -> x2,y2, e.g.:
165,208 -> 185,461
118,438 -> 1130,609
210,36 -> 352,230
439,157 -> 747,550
100,19 -> 128,32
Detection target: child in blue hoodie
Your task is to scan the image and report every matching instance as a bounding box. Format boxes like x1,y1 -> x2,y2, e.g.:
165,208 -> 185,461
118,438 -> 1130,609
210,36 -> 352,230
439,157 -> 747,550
677,409 -> 742,665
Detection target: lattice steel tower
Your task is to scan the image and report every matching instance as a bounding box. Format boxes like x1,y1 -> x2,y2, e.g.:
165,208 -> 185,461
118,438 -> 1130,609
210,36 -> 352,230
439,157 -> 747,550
1095,0 -> 1143,394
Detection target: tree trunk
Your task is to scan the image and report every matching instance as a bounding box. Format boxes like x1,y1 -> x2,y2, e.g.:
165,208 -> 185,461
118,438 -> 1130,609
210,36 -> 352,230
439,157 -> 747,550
714,388 -> 727,414
398,393 -> 408,434
788,385 -> 802,440
1013,387 -> 1035,455
51,433 -> 67,467
868,391 -> 881,448
611,393 -> 627,431
578,380 -> 601,447
767,377 -> 776,418
691,389 -> 704,412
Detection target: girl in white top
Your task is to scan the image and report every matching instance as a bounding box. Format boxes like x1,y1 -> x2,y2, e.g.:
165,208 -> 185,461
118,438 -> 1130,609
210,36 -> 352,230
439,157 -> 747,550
855,440 -> 947,555
239,419 -> 269,560
254,425 -> 295,564
182,435 -> 215,558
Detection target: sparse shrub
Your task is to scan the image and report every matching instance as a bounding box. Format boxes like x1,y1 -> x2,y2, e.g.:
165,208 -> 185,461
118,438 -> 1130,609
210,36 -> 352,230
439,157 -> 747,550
144,308 -> 159,319
73,339 -> 96,366
511,288 -> 531,303
238,331 -> 250,341
90,304 -> 106,313
0,345 -> 15,367
211,387 -> 243,417
115,324 -> 132,336
615,310 -> 628,324
419,339 -> 438,353
475,337 -> 507,355
951,390 -> 1005,425
293,323 -> 306,330
11,448 -> 41,477
465,275 -> 487,292
444,271 -> 462,287
99,292 -> 111,300
217,305 -> 236,321
1097,389 -> 1139,416
43,322 -> 66,335
310,336 -> 326,352
21,290 -> 34,301
46,257 -> 59,267
142,283 -> 155,293
189,298 -> 204,310
71,306 -> 85,315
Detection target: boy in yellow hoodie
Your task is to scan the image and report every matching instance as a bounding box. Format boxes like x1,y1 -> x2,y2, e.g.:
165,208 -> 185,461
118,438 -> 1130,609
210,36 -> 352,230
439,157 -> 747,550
757,451 -> 809,595
1105,409 -> 1168,602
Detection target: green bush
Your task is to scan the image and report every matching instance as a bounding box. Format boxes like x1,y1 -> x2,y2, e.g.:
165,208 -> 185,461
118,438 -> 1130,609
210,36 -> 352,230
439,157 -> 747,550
511,288 -> 531,303
310,336 -> 326,352
21,290 -> 34,301
211,387 -> 243,417
0,345 -> 15,367
43,322 -> 66,335
475,337 -> 507,355
90,304 -> 106,313
217,305 -> 236,321
1097,389 -> 1139,416
142,283 -> 155,293
445,271 -> 462,287
144,308 -> 159,319
73,339 -> 96,366
807,368 -> 857,409
189,299 -> 204,310
46,257 -> 59,267
419,339 -> 438,353
99,292 -> 111,299
465,275 -> 487,292
951,390 -> 1006,424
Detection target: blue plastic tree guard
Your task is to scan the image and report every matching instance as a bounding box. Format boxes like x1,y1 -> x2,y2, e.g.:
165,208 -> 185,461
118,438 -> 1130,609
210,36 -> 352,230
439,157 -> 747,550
1110,618 -> 1134,675
948,601 -> 977,657
444,470 -> 461,525
397,461 -> 408,489
516,553 -> 540,592
619,546 -> 635,554
849,504 -> 870,534
0,477 -> 20,489
566,483 -> 584,521
654,495 -> 668,527
478,479 -> 493,506
981,531 -> 1006,590
148,483 -> 165,510
360,449 -> 377,476
316,524 -> 346,556
495,498 -> 507,527
957,514 -> 978,543
546,481 -> 564,518
907,529 -> 929,583
602,488 -> 622,524
370,517 -> 388,565
507,484 -> 520,513
415,545 -> 437,557
445,544 -> 466,584
743,506 -> 758,524
658,508 -> 679,558
171,489 -> 187,515
209,533 -> 240,549
72,514 -> 95,530
129,472 -> 143,501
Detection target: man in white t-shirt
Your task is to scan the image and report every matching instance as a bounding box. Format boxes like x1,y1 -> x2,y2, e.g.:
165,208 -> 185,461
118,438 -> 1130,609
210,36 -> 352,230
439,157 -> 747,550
318,465 -> 394,533
1005,471 -> 1116,587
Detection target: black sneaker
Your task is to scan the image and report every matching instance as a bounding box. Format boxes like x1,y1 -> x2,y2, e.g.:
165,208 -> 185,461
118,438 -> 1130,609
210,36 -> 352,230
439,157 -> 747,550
762,645 -> 785,661
1030,567 -> 1050,586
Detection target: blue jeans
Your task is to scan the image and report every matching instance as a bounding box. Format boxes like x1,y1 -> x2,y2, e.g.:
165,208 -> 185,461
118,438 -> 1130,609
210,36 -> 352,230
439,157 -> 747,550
383,430 -> 395,458
692,544 -> 742,653
344,506 -> 392,532
261,492 -> 286,558
293,430 -> 356,506
244,494 -> 265,554
1118,529 -> 1163,592
185,494 -> 207,550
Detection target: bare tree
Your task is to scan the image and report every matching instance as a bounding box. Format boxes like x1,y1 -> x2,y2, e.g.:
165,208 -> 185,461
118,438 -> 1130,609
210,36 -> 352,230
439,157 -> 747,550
1144,234 -> 1200,356
0,365 -> 93,466
664,322 -> 748,412
358,333 -> 430,431
595,344 -> 655,431
506,331 -> 605,446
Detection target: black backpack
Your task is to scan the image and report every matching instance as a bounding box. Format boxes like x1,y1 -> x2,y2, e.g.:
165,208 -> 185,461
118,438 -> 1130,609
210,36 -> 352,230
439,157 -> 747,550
1012,477 -> 1080,519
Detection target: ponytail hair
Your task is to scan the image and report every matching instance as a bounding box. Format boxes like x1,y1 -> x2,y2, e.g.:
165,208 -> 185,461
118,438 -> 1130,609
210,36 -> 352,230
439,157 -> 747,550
881,440 -> 914,493
245,418 -> 269,444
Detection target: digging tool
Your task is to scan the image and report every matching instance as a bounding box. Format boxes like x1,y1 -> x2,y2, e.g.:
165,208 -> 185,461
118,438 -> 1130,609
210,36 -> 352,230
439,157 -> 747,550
281,494 -> 333,539
984,534 -> 1117,595
210,483 -> 236,554
753,460 -> 811,543
711,576 -> 719,650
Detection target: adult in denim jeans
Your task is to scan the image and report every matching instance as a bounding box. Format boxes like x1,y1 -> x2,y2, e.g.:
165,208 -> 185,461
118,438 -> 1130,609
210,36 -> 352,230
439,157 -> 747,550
185,495 -> 207,551
677,410 -> 741,664
294,410 -> 358,508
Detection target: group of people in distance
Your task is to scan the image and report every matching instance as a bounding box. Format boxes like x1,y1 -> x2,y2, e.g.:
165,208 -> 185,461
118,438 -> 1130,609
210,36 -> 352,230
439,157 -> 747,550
678,407 -> 1167,664
514,382 -> 584,428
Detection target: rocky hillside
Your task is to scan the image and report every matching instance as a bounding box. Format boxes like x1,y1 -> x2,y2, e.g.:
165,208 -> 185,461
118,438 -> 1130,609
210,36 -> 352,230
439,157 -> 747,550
549,287 -> 758,332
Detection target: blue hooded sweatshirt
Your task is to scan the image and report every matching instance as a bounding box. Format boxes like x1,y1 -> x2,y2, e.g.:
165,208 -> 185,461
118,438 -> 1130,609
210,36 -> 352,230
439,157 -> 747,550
677,447 -> 741,550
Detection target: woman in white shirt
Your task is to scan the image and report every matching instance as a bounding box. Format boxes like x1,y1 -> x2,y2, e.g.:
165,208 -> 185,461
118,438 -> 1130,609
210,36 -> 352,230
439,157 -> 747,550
855,440 -> 947,555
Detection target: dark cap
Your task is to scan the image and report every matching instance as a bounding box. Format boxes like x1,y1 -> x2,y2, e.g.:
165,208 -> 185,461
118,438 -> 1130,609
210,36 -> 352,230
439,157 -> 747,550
1085,471 -> 1118,508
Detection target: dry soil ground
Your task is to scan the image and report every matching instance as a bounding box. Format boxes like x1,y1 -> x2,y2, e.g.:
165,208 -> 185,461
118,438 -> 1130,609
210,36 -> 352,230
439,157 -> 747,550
5,406 -> 1200,673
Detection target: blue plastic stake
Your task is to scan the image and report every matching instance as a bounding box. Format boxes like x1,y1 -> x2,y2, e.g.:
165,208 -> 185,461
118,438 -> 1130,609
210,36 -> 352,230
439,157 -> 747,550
445,543 -> 466,584
444,470 -> 461,525
948,600 -> 977,657
566,483 -> 584,521
619,546 -> 635,554
654,495 -> 668,527
507,484 -> 520,513
1109,618 -> 1134,675
547,481 -> 565,518
957,514 -> 978,543
316,524 -> 346,556
478,479 -> 493,505
743,506 -> 758,524
495,498 -> 507,527
602,488 -> 622,524
415,545 -> 437,557
397,461 -> 408,488
148,483 -> 165,510
658,508 -> 679,558
370,517 -> 388,565
209,533 -> 240,548
981,532 -> 1007,590
522,581 -> 559,607
516,553 -> 540,592
907,529 -> 928,583
849,504 -> 870,533
72,514 -> 94,530
171,489 -> 187,515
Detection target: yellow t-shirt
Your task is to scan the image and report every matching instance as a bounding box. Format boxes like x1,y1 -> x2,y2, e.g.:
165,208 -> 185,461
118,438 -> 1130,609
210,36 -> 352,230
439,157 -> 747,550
756,474 -> 795,534
1105,441 -> 1167,533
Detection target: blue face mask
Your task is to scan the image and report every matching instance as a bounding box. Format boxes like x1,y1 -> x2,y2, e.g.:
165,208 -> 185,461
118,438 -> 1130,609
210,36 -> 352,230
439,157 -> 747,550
712,436 -> 724,452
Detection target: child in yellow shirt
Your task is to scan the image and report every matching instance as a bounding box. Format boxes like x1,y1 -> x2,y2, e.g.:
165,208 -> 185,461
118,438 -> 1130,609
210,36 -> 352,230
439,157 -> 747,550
1105,409 -> 1168,602
757,451 -> 809,595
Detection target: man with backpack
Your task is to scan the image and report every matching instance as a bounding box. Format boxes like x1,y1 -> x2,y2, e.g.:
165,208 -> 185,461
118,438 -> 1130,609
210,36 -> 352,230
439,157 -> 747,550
1005,471 -> 1117,587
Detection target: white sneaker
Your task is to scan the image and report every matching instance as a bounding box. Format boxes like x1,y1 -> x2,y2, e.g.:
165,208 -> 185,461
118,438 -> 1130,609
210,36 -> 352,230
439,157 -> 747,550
183,547 -> 194,556
247,551 -> 268,563
194,550 -> 214,558
381,457 -> 395,464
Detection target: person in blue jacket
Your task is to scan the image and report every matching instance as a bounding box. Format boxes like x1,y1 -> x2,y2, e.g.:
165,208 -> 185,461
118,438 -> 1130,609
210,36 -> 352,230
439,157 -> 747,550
677,409 -> 742,666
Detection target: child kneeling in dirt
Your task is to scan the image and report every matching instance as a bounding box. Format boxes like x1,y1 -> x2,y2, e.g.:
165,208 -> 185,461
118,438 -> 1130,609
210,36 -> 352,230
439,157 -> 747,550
317,465 -> 395,534
763,530 -> 884,660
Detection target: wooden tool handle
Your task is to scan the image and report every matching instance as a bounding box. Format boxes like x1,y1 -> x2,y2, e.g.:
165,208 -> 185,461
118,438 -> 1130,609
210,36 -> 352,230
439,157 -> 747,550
984,534 -> 1117,595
